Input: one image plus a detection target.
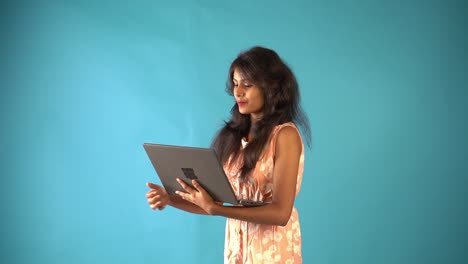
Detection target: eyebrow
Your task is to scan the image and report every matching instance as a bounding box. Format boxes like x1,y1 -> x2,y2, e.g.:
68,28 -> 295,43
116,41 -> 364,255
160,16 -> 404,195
232,78 -> 250,82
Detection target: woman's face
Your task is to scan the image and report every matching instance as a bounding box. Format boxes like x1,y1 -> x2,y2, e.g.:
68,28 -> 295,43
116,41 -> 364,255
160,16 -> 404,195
233,69 -> 264,120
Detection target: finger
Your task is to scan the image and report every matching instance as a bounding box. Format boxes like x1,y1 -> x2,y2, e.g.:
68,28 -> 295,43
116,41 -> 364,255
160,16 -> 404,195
146,190 -> 157,198
147,190 -> 163,199
176,178 -> 195,194
147,182 -> 162,190
155,202 -> 167,210
147,197 -> 155,205
192,180 -> 208,195
150,203 -> 161,210
150,195 -> 161,204
175,190 -> 191,202
147,193 -> 160,202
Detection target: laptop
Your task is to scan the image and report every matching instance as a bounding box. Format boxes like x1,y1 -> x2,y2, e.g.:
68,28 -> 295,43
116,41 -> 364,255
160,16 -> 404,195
143,143 -> 264,206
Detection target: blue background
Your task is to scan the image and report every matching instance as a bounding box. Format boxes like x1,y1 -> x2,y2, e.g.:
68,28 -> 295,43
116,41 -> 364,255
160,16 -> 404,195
2,0 -> 467,263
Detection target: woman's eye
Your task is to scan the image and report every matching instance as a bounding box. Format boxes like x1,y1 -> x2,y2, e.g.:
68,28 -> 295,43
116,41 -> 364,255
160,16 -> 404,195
243,83 -> 251,87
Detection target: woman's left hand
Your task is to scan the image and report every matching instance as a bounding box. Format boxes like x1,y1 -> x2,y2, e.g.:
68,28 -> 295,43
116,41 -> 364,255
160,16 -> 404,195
175,178 -> 217,215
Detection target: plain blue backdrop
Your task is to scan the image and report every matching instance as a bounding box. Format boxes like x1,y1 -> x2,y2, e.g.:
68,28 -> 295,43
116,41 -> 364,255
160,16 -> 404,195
2,0 -> 467,263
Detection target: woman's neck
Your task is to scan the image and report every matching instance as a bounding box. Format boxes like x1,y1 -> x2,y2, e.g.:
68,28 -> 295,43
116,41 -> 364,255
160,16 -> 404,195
250,113 -> 262,125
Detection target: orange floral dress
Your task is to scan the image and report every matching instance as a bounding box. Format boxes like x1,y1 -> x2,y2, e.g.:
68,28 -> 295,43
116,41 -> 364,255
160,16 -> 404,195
223,122 -> 304,264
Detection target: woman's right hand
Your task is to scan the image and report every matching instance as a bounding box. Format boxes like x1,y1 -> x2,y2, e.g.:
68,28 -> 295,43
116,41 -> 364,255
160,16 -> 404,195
146,182 -> 170,210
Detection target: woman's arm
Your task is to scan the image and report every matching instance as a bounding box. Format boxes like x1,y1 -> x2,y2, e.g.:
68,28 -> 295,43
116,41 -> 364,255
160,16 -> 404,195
168,195 -> 208,215
177,126 -> 302,226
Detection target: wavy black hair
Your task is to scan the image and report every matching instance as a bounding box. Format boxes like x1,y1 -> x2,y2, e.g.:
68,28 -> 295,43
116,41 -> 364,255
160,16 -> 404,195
211,46 -> 311,180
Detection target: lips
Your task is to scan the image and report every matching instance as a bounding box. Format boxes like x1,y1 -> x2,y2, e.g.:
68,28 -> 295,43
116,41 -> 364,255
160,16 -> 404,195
237,101 -> 247,107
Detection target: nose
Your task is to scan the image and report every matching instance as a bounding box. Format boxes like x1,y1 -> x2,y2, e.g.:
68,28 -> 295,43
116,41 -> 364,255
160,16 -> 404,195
234,86 -> 245,98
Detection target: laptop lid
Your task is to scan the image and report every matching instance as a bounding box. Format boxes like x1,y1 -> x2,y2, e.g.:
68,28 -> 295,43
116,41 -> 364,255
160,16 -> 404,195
143,143 -> 240,205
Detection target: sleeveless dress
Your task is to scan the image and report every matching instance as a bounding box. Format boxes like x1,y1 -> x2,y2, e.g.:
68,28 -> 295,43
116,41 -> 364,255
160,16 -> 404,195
223,122 -> 305,264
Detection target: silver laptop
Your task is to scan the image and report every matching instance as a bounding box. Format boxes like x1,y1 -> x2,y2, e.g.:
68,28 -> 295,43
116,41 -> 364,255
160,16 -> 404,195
143,143 -> 264,206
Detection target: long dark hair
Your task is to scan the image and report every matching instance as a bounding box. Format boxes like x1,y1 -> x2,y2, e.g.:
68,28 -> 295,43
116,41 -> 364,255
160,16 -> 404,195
211,46 -> 311,180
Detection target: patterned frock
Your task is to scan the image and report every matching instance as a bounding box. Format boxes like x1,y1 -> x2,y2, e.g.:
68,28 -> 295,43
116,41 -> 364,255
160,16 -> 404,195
223,122 -> 305,264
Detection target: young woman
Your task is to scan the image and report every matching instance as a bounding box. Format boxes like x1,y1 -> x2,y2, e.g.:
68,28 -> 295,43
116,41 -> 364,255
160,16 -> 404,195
146,46 -> 311,263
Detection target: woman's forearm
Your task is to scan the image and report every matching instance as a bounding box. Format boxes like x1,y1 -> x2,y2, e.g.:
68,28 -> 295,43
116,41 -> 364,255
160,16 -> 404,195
209,202 -> 292,226
168,195 -> 208,215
